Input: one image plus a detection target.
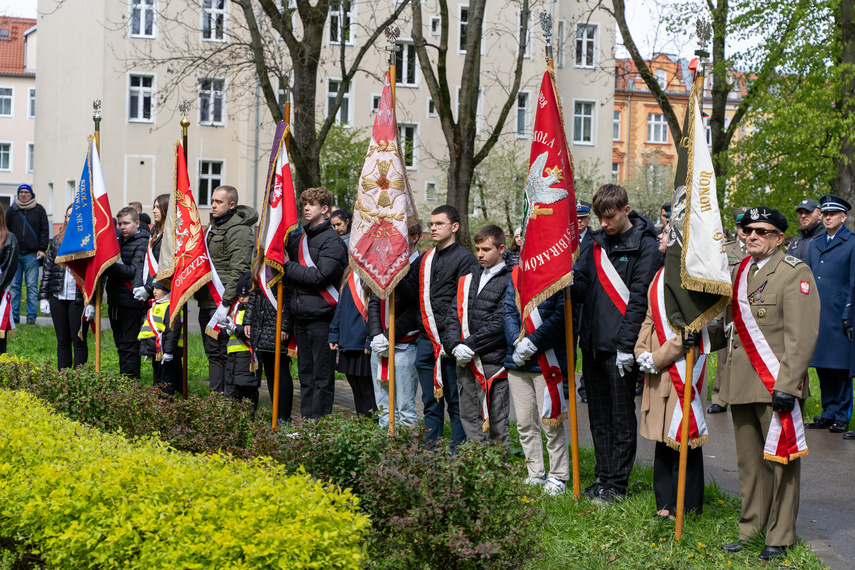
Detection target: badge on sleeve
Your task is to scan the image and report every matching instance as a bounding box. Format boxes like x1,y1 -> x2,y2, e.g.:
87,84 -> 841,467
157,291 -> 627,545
800,281 -> 810,295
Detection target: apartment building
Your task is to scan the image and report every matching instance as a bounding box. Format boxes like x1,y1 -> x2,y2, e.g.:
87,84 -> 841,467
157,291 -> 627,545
0,16 -> 36,210
33,0 -> 615,225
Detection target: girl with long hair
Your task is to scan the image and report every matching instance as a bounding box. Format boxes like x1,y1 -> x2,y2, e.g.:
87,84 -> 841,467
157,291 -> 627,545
0,203 -> 21,354
133,193 -> 169,300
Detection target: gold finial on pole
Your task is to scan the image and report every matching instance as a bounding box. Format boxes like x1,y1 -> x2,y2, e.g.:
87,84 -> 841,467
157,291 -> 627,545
179,100 -> 191,136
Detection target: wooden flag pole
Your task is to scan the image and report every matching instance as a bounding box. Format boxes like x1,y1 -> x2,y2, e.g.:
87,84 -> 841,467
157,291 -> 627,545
674,340 -> 695,540
180,104 -> 191,399
564,290 -> 581,500
386,29 -> 401,434
93,101 -> 102,373
272,96 -> 290,429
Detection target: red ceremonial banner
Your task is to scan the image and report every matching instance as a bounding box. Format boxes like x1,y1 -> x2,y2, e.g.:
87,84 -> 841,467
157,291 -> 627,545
518,65 -> 577,325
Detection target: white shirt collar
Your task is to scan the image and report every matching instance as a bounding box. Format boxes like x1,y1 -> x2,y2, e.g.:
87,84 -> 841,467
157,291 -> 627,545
754,252 -> 776,271
478,261 -> 506,294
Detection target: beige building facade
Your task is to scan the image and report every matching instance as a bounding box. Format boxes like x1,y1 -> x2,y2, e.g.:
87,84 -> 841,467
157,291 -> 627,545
33,0 -> 614,227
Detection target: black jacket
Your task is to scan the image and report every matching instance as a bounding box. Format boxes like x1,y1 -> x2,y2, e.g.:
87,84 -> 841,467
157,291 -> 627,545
6,203 -> 49,254
366,289 -> 420,343
283,221 -> 348,322
106,227 -> 150,309
401,242 -> 480,340
133,233 -> 162,294
245,285 -> 294,353
0,234 -> 20,293
570,211 -> 659,354
785,221 -> 824,263
39,235 -> 85,304
441,264 -> 512,365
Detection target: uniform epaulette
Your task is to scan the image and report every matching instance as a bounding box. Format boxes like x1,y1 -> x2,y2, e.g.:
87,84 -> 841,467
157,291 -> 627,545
782,255 -> 802,267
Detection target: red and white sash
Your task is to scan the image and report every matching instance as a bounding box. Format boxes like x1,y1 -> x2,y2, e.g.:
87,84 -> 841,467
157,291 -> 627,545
298,234 -> 340,308
419,248 -> 444,400
649,268 -> 709,449
348,272 -> 369,321
203,226 -> 227,337
593,243 -> 629,315
377,251 -> 420,385
231,303 -> 258,372
146,301 -> 164,360
457,274 -> 508,432
0,290 -> 14,338
512,267 -> 568,426
733,257 -> 809,464
143,239 -> 158,280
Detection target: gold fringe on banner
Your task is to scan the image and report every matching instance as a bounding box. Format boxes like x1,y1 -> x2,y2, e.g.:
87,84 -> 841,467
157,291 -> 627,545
519,272 -> 573,342
541,411 -> 568,427
350,256 -> 411,301
171,273 -> 213,331
433,387 -> 444,401
482,418 -> 490,433
666,433 -> 709,451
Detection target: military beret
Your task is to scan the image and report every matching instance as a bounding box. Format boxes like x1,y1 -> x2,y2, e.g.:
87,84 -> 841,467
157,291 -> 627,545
739,206 -> 788,233
819,194 -> 851,214
576,200 -> 592,217
732,207 -> 748,222
795,198 -> 820,212
236,271 -> 253,297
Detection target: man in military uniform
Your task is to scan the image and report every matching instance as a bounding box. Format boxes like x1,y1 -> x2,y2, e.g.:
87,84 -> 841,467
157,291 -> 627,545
573,200 -> 593,403
719,206 -> 820,562
786,198 -> 823,262
708,207 -> 749,414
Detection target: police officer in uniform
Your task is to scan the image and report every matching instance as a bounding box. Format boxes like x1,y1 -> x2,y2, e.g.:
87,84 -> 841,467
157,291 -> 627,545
786,198 -> 824,262
804,195 -> 855,434
719,207 -> 819,561
572,200 -> 594,403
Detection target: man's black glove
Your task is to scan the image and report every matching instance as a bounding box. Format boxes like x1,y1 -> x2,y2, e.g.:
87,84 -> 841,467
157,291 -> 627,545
682,331 -> 700,350
845,324 -> 853,343
771,390 -> 796,413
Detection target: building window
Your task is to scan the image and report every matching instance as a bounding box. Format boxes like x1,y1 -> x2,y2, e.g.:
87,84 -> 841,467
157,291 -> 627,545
329,0 -> 353,45
556,20 -> 566,68
425,181 -> 437,201
371,94 -> 381,114
655,69 -> 667,90
0,88 -> 11,117
611,162 -> 620,180
198,160 -> 223,206
647,113 -> 668,143
518,10 -> 531,58
613,110 -> 620,141
398,124 -> 417,169
575,24 -> 596,68
326,79 -> 351,125
395,42 -> 418,86
516,92 -> 529,138
459,5 -> 468,53
427,98 -> 437,118
0,143 -> 10,172
202,0 -> 226,41
129,74 -> 155,122
573,101 -> 594,144
28,88 -> 35,119
199,78 -> 224,125
27,142 -> 33,173
430,16 -> 441,36
130,0 -> 156,38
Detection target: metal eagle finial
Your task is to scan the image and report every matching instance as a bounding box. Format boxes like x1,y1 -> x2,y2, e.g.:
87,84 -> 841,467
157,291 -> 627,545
92,99 -> 101,121
696,18 -> 712,51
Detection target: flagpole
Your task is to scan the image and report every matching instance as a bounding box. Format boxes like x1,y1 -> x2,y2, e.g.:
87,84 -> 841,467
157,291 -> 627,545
272,94 -> 290,429
179,100 -> 191,399
93,100 -> 103,373
386,28 -> 401,435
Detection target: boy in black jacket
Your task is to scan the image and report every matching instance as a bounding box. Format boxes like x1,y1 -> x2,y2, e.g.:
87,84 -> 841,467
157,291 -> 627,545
106,206 -> 150,379
570,184 -> 659,504
442,225 -> 512,446
138,282 -> 182,396
283,187 -> 348,419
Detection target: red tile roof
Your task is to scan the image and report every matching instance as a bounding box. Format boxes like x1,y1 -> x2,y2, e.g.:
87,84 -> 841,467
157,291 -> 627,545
0,17 -> 36,76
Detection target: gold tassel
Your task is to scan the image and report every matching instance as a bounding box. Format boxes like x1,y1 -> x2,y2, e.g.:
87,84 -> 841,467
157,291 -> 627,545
155,352 -> 162,362
379,379 -> 389,386
250,361 -> 258,373
433,387 -> 444,401
482,418 -> 490,433
541,411 -> 568,427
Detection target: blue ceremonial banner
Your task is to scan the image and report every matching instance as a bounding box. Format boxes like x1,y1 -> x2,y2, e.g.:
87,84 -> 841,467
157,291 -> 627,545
57,144 -> 97,263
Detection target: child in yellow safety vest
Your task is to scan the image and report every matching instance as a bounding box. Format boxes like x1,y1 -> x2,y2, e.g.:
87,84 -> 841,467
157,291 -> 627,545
224,271 -> 260,410
138,282 -> 182,396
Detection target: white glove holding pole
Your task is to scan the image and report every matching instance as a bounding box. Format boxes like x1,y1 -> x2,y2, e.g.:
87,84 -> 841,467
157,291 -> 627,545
39,299 -> 50,315
83,305 -> 96,320
222,318 -> 237,336
133,286 -> 150,302
452,344 -> 475,366
161,353 -> 174,362
512,337 -> 538,367
615,351 -> 636,377
636,351 -> 660,375
371,334 -> 390,357
214,303 -> 230,326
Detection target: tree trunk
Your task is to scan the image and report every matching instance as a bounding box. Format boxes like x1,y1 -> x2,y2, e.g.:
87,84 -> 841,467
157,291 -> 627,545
709,1 -> 730,207
835,0 -> 855,205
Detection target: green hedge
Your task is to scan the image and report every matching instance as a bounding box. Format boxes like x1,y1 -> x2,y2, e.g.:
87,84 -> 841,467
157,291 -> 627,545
0,390 -> 369,569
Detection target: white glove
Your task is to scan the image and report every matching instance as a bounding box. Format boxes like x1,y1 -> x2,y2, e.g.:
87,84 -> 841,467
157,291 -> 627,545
161,353 -> 174,362
452,343 -> 475,366
214,303 -> 230,325
724,322 -> 734,338
222,319 -> 237,336
133,286 -> 150,302
371,334 -> 390,356
636,351 -> 660,374
512,338 -> 538,367
40,299 -> 50,315
616,351 -> 636,377
83,305 -> 96,320
439,346 -> 448,358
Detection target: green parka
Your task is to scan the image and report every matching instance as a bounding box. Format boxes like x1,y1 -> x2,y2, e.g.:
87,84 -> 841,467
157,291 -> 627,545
195,205 -> 259,309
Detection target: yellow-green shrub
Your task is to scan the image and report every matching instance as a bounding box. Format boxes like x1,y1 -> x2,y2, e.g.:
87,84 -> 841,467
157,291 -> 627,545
0,390 -> 369,569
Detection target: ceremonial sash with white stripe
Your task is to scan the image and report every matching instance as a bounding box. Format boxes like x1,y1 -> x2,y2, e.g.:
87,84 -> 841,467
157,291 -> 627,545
649,267 -> 709,450
733,257 -> 809,464
298,234 -> 339,307
145,305 -> 163,360
0,290 -> 14,339
203,226 -> 227,337
419,248 -> 444,400
457,274 -> 508,432
593,243 -> 629,315
511,267 -> 568,426
348,272 -> 369,321
143,239 -> 158,280
229,303 -> 258,372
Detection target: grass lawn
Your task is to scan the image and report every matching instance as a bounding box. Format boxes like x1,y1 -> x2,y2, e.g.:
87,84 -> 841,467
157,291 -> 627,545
3,325 -> 831,569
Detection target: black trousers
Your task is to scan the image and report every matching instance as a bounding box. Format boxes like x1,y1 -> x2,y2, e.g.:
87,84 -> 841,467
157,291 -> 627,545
582,349 -> 638,494
653,441 -> 704,515
815,367 -> 853,423
294,318 -> 336,419
257,351 -> 294,422
198,306 -> 228,394
109,305 -> 144,379
153,358 -> 183,396
347,374 -> 377,417
50,298 -> 89,370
